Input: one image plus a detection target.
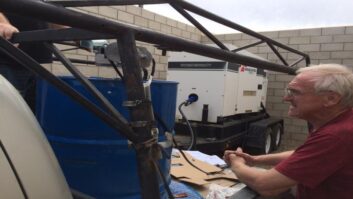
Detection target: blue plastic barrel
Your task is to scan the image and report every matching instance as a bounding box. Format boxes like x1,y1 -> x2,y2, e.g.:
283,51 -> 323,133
36,77 -> 178,199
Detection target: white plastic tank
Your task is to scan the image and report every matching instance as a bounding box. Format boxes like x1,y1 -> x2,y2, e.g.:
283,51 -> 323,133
0,75 -> 72,199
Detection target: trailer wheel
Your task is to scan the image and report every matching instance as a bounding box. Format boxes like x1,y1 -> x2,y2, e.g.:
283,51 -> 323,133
271,124 -> 283,151
264,128 -> 272,154
246,128 -> 272,155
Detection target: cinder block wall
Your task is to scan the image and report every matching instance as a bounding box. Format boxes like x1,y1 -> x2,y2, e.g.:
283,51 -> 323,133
49,5 -> 201,80
202,26 -> 353,150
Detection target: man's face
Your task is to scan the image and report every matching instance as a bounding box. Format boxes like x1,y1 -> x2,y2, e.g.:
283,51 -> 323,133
283,73 -> 325,121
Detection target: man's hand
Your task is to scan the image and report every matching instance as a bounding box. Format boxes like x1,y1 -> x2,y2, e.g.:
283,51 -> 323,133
230,148 -> 246,167
224,147 -> 258,166
0,22 -> 19,40
233,148 -> 258,166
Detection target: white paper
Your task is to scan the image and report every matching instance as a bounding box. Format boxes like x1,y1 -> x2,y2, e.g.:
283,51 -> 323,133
184,150 -> 227,166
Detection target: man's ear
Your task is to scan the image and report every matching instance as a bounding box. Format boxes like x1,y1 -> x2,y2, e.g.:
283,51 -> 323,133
323,92 -> 342,107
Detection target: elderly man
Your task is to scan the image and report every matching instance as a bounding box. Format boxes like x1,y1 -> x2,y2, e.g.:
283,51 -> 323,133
224,64 -> 353,199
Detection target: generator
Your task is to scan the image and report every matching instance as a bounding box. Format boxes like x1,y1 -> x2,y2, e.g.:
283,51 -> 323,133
167,44 -> 283,155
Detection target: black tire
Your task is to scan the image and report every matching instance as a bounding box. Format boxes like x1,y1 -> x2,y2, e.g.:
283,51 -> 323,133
246,128 -> 272,155
271,123 -> 283,151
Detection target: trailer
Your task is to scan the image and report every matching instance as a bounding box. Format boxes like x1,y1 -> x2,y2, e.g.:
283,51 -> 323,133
168,44 -> 283,155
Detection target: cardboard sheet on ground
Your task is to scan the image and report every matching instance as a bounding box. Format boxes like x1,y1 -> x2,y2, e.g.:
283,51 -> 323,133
171,151 -> 238,186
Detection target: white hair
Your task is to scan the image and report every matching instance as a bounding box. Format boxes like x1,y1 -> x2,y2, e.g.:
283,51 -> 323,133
297,64 -> 353,107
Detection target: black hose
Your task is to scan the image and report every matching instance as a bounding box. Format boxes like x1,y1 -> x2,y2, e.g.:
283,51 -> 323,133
172,136 -> 208,175
151,58 -> 156,77
178,101 -> 196,150
143,68 -> 148,81
153,113 -> 209,174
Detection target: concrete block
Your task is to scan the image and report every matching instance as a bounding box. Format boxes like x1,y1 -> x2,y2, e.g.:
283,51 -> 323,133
186,25 -> 197,33
344,43 -> 353,51
172,27 -> 182,37
118,11 -> 134,23
42,63 -> 52,72
299,28 -> 321,36
258,46 -> 272,53
268,53 -> 287,61
224,34 -> 242,41
79,6 -> 99,14
333,35 -> 353,43
161,24 -> 172,34
99,6 -> 117,19
260,31 -> 279,39
279,30 -> 300,37
191,33 -> 201,42
155,63 -> 166,71
66,54 -> 88,61
272,103 -> 289,111
76,49 -> 93,56
320,43 -> 344,51
159,56 -> 168,64
158,71 -> 167,80
322,27 -> 345,35
181,31 -> 192,39
308,52 -> 330,59
155,14 -> 167,24
319,59 -> 342,64
310,35 -> 332,44
289,37 -> 310,45
268,82 -> 285,89
233,40 -> 255,48
177,22 -> 187,31
153,48 -> 163,56
275,74 -> 294,82
298,44 -> 320,52
246,47 -> 258,54
343,59 -> 353,67
346,27 -> 353,34
286,125 -> 304,134
274,38 -> 289,45
241,34 -> 257,40
267,74 -> 276,81
52,64 -> 71,76
98,67 -> 119,78
274,89 -> 286,97
77,66 -> 99,77
267,110 -> 282,117
126,5 -> 141,16
148,21 -> 161,31
201,36 -> 211,43
267,96 -> 284,103
309,59 -> 320,65
134,16 -> 148,27
141,9 -> 155,20
331,51 -> 353,59
112,6 -> 126,11
291,133 -> 308,142
166,18 -> 177,27
255,53 -> 268,60
266,88 -> 275,96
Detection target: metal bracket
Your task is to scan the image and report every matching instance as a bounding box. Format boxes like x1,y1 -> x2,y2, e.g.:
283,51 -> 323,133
130,121 -> 154,128
133,137 -> 158,150
123,99 -> 151,107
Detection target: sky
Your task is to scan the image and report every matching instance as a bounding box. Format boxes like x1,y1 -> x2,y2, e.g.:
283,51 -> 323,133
144,0 -> 353,34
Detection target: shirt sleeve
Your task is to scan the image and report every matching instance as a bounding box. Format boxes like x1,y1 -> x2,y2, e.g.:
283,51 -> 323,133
275,133 -> 347,188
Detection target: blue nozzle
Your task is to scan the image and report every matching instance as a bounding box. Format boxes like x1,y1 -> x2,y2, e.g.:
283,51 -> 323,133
185,93 -> 198,106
